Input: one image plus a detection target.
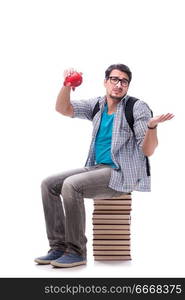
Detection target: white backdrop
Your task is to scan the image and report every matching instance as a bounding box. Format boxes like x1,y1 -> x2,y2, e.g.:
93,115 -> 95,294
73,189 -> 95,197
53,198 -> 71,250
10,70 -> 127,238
0,0 -> 185,277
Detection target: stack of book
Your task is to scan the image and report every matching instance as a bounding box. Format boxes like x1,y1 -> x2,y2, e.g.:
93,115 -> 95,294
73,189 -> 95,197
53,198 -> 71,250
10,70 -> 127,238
92,194 -> 132,261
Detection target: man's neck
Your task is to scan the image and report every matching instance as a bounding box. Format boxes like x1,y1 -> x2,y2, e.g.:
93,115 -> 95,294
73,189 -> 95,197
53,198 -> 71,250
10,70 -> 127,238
106,95 -> 126,112
106,96 -> 123,113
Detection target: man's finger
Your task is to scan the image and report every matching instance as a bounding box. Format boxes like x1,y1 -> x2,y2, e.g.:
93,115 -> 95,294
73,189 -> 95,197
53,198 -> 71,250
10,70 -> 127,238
158,114 -> 175,122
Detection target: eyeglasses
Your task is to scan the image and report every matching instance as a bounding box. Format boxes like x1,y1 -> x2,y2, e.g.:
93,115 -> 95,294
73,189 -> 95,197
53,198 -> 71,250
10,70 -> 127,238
108,76 -> 129,87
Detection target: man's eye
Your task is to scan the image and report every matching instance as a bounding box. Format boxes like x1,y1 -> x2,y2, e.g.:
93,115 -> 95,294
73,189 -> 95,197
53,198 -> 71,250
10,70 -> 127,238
122,79 -> 127,84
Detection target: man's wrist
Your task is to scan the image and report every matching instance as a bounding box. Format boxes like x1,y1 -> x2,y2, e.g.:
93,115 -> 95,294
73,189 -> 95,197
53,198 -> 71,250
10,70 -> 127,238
62,84 -> 71,89
147,124 -> 158,129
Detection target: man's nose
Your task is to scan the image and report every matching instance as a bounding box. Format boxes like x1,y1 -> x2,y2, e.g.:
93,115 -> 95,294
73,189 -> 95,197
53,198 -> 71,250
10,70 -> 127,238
115,81 -> 122,87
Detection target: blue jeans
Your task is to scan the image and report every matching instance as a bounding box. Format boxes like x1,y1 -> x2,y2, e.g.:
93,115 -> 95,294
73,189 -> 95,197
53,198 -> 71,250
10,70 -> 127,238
41,164 -> 126,258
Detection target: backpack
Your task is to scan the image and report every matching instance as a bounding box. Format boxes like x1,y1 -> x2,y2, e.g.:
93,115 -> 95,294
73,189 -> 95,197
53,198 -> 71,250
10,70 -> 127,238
92,96 -> 152,176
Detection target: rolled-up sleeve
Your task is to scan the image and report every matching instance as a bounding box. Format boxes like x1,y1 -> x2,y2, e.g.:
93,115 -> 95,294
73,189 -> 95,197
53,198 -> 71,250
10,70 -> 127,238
133,100 -> 153,147
70,98 -> 98,121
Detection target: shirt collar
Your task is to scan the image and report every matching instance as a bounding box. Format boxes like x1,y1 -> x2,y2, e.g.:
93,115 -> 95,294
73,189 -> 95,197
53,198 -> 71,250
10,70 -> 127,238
98,94 -> 130,109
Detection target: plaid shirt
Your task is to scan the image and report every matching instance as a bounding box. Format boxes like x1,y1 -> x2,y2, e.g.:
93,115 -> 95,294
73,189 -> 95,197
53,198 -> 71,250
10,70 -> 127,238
71,95 -> 152,192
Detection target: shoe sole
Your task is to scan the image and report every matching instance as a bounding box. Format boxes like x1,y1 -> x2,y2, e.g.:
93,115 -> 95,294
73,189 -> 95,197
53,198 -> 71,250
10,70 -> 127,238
51,260 -> 87,268
34,258 -> 52,265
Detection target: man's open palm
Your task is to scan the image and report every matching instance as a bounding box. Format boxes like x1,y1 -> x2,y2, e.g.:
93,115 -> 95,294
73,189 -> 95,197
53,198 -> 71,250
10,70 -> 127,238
148,113 -> 174,128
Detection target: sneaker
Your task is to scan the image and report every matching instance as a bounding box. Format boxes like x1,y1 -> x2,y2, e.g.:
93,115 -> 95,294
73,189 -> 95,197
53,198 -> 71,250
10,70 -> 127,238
34,249 -> 65,265
51,253 -> 87,268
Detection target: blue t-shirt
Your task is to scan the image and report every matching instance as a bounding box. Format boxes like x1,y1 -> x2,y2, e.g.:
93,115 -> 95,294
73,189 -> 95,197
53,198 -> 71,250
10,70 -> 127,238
95,104 -> 117,168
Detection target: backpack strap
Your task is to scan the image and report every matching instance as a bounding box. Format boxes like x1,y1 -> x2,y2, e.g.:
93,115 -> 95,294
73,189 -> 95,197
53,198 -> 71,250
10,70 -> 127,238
125,96 -> 152,176
125,96 -> 153,129
125,96 -> 139,132
92,101 -> 100,119
125,97 -> 151,177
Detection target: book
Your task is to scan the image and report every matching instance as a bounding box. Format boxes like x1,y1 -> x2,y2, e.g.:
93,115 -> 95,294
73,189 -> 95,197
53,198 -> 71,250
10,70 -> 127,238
94,256 -> 131,261
93,219 -> 130,225
93,250 -> 130,255
93,230 -> 130,235
93,225 -> 130,230
93,245 -> 130,250
94,205 -> 131,210
93,214 -> 130,220
94,200 -> 131,205
93,234 -> 130,240
93,240 -> 130,245
93,211 -> 131,214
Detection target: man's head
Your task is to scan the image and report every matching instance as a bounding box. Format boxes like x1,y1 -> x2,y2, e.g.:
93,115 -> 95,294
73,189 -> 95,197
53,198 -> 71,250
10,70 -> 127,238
104,64 -> 132,101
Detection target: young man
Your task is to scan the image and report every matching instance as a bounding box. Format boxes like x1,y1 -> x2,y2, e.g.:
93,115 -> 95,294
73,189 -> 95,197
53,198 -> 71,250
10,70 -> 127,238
35,64 -> 174,268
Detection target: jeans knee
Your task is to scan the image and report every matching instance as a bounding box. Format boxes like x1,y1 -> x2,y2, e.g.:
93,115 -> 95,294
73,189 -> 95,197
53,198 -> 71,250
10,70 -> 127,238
41,176 -> 61,196
61,178 -> 72,195
61,177 -> 80,196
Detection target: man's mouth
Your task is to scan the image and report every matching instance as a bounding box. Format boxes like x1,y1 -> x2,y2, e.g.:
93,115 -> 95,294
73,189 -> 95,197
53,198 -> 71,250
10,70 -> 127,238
113,89 -> 122,93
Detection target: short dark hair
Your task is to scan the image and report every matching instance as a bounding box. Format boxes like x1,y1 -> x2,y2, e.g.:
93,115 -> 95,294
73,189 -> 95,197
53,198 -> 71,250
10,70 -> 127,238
105,64 -> 132,83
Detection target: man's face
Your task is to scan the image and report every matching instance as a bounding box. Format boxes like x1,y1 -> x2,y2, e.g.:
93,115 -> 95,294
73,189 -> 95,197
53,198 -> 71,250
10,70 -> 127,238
104,69 -> 130,101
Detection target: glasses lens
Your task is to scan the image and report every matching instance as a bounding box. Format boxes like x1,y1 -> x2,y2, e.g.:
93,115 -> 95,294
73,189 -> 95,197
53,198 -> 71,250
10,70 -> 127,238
121,79 -> 129,86
109,77 -> 119,84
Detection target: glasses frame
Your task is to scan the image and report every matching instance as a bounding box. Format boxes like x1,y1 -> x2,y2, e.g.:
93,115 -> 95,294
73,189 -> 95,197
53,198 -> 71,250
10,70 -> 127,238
108,76 -> 129,87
